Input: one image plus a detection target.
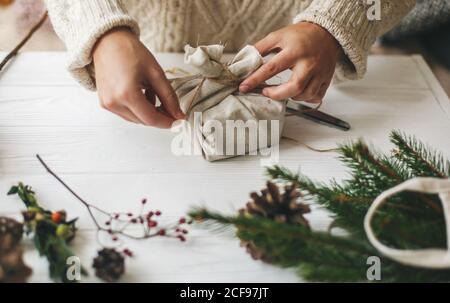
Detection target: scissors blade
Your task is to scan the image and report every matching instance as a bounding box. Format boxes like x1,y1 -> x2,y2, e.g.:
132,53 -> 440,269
286,101 -> 351,131
232,87 -> 351,131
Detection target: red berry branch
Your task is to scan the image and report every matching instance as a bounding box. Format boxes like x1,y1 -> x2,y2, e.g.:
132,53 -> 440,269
35,154 -> 189,281
36,154 -> 189,246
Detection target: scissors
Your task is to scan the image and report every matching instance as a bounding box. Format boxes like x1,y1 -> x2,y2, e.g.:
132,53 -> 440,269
234,85 -> 351,131
286,101 -> 351,131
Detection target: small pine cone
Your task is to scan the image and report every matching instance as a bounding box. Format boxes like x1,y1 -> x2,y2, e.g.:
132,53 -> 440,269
92,248 -> 125,282
0,246 -> 32,283
0,217 -> 24,252
240,181 -> 310,226
240,241 -> 276,263
238,182 -> 311,263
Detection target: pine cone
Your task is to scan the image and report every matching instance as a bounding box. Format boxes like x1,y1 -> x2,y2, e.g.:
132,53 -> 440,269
0,217 -> 24,252
0,217 -> 31,283
92,248 -> 125,282
0,246 -> 32,283
238,181 -> 311,263
240,181 -> 310,226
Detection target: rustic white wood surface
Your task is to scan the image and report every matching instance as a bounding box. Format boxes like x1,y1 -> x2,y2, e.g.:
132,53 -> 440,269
0,52 -> 449,283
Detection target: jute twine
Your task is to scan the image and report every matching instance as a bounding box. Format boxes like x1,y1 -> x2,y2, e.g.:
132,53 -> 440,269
166,63 -> 336,154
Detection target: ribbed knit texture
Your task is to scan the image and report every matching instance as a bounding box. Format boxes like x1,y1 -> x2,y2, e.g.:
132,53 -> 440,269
294,0 -> 416,80
44,0 -> 415,90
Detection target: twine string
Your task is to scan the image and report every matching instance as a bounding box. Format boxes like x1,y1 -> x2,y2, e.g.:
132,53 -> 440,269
167,61 -> 323,116
167,63 -> 335,154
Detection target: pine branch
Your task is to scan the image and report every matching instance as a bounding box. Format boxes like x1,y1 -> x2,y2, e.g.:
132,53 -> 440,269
8,183 -> 86,282
390,130 -> 450,178
189,208 -> 376,280
189,208 -> 450,282
194,131 -> 450,282
33,219 -> 87,282
267,134 -> 446,246
267,166 -> 384,232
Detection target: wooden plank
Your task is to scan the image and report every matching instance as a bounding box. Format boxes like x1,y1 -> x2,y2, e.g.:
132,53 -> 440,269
0,86 -> 448,175
412,55 -> 450,118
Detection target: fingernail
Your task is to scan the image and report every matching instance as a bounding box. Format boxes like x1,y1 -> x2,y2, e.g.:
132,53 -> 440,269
239,84 -> 250,93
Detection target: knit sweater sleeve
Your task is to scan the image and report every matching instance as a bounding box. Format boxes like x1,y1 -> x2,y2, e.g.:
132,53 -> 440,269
294,0 -> 416,80
44,0 -> 140,90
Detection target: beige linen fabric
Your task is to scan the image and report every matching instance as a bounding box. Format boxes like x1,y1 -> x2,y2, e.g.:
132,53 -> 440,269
170,45 -> 286,161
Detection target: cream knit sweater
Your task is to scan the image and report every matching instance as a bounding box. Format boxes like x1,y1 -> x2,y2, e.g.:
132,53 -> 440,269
44,0 -> 416,90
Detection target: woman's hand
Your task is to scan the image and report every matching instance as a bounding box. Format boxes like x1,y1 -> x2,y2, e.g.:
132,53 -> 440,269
239,22 -> 343,103
93,28 -> 185,128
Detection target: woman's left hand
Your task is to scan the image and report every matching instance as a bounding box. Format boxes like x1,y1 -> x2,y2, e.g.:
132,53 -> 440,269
239,22 -> 344,103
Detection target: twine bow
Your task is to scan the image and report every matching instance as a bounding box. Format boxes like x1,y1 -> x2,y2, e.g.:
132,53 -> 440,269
167,45 -> 322,117
167,59 -> 259,117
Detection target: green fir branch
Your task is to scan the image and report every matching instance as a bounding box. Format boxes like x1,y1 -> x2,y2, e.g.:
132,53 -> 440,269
189,208 -> 450,282
8,183 -> 86,282
390,130 -> 450,178
193,130 -> 450,282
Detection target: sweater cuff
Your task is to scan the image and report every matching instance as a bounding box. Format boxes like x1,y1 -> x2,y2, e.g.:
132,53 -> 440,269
51,1 -> 140,90
293,0 -> 374,80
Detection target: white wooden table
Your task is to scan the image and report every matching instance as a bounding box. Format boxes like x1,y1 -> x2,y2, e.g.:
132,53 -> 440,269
0,52 -> 449,283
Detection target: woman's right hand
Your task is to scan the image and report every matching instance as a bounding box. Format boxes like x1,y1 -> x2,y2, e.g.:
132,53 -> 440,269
92,28 -> 185,128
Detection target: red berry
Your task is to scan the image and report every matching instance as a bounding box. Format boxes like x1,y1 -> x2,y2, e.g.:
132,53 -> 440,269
127,213 -> 133,217
155,210 -> 161,216
51,212 -> 63,223
158,229 -> 166,236
131,219 -> 137,224
179,217 -> 186,224
123,249 -> 133,257
141,198 -> 147,205
112,236 -> 118,241
114,214 -> 120,219
105,221 -> 111,226
177,235 -> 186,242
182,229 -> 188,234
147,221 -> 157,228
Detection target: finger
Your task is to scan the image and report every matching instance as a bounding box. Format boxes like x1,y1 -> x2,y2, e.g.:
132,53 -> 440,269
100,98 -> 140,123
317,81 -> 330,100
239,51 -> 292,93
292,77 -> 321,102
254,33 -> 278,56
304,83 -> 326,104
262,74 -> 312,101
304,96 -> 322,104
127,88 -> 175,128
308,81 -> 331,103
145,89 -> 156,106
145,88 -> 172,117
146,59 -> 185,120
118,107 -> 141,124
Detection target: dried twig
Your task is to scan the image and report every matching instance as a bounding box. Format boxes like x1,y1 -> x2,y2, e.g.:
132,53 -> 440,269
0,11 -> 48,72
35,154 -> 189,245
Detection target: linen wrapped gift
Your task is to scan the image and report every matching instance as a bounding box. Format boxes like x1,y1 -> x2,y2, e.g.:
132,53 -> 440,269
169,45 -> 287,162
